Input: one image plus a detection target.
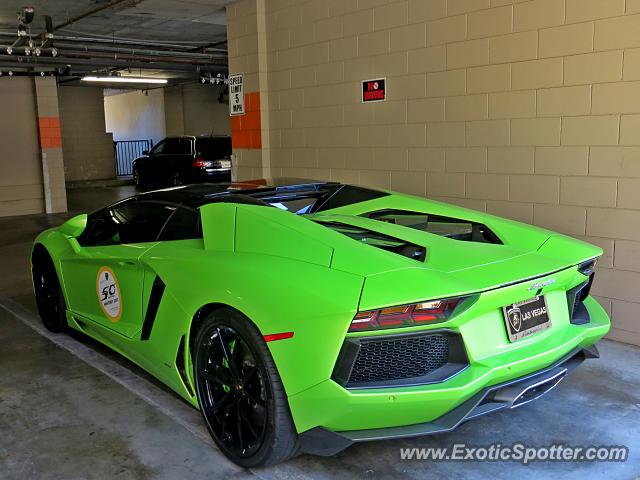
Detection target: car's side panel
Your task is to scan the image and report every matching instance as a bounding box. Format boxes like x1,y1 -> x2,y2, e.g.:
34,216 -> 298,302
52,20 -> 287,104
65,291 -> 194,404
32,231 -> 199,404
140,240 -> 365,397
58,244 -> 152,338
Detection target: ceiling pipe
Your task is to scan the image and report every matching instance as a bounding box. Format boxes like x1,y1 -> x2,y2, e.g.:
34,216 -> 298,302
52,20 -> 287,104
188,40 -> 228,53
0,45 -> 226,65
52,42 -> 227,60
0,31 -> 228,56
0,55 -> 227,73
55,48 -> 227,66
53,34 -> 227,53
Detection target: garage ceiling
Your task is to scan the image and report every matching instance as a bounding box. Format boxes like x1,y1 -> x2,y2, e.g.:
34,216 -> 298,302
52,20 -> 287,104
0,0 -> 233,83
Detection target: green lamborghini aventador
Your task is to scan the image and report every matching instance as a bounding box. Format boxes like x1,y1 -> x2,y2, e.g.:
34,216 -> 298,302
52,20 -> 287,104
31,178 -> 610,467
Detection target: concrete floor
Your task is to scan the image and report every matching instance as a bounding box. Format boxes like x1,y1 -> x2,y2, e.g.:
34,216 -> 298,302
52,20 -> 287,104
0,185 -> 639,479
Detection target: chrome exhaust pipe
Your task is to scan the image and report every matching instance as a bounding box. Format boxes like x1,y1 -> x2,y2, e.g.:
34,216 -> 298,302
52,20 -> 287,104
493,367 -> 568,408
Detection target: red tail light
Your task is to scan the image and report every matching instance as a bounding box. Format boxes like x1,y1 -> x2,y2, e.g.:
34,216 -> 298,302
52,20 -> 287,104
349,296 -> 470,332
192,156 -> 206,168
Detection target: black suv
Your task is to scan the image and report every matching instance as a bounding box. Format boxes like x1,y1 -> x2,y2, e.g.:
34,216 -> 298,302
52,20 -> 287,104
132,135 -> 232,187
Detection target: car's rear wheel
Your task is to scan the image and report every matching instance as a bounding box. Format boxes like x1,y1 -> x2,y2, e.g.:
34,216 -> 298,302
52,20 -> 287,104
171,171 -> 183,186
32,248 -> 67,333
193,308 -> 298,467
133,168 -> 144,188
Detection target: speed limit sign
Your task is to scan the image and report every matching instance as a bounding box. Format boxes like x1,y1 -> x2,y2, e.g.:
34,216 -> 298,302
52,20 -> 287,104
228,73 -> 245,116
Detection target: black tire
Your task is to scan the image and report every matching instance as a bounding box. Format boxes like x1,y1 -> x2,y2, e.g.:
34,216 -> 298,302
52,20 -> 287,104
133,168 -> 144,189
193,308 -> 298,467
32,247 -> 67,333
171,171 -> 183,186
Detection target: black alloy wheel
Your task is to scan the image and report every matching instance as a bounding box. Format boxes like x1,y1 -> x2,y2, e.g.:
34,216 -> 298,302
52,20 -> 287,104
193,309 -> 297,467
32,248 -> 67,332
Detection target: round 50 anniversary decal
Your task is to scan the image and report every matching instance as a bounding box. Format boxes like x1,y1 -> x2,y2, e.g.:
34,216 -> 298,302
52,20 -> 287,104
96,266 -> 122,322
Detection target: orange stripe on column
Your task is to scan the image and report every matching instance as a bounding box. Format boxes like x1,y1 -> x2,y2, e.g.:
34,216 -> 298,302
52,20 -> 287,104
37,116 -> 62,149
231,92 -> 262,149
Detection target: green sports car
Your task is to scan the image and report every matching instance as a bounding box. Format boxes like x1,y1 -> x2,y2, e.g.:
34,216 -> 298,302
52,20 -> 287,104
31,178 -> 610,467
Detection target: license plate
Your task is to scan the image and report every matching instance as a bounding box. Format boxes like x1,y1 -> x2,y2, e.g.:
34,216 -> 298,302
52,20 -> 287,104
502,296 -> 551,342
219,160 -> 231,169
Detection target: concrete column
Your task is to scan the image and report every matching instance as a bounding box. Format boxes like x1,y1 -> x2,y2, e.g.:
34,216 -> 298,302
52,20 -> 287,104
33,77 -> 67,213
226,0 -> 265,180
256,0 -> 272,178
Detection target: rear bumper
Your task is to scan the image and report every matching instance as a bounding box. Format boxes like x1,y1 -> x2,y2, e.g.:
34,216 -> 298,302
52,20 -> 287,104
288,295 -> 609,442
298,345 -> 598,456
189,168 -> 231,183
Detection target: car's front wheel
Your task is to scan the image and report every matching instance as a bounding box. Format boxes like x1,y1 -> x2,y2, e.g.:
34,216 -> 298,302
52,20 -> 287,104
31,247 -> 67,333
193,308 -> 298,467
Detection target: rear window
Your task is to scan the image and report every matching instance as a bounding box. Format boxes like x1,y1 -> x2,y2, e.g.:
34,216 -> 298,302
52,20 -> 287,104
314,221 -> 426,262
196,137 -> 232,159
363,210 -> 501,244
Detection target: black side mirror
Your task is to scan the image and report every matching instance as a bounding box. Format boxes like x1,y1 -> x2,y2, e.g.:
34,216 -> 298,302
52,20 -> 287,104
142,150 -> 149,155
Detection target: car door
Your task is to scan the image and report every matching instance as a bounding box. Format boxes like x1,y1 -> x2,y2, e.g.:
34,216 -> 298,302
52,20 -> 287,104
60,200 -> 175,338
162,137 -> 193,181
140,139 -> 168,182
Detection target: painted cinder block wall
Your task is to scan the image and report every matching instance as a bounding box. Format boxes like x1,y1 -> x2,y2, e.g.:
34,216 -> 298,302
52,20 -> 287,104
0,77 -> 67,216
227,0 -> 640,346
59,86 -> 115,182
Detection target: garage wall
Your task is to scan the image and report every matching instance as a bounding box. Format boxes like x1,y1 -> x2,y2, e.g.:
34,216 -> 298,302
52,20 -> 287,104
228,0 -> 640,345
163,84 -> 231,137
104,89 -> 166,144
0,77 -> 44,216
59,86 -> 115,182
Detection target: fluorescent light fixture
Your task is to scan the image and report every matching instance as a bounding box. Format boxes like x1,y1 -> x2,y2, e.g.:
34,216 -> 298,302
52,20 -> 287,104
81,76 -> 168,84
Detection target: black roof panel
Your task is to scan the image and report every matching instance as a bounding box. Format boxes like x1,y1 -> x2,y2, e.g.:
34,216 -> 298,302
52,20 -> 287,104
132,178 -> 340,208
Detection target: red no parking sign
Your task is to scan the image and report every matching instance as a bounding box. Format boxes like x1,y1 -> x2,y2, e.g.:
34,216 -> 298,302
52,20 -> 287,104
362,78 -> 386,103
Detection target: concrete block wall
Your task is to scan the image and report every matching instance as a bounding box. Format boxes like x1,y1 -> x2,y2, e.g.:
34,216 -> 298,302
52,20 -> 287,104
105,89 -> 167,144
164,84 -> 232,138
0,78 -> 45,216
59,86 -> 115,182
227,0 -> 640,345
